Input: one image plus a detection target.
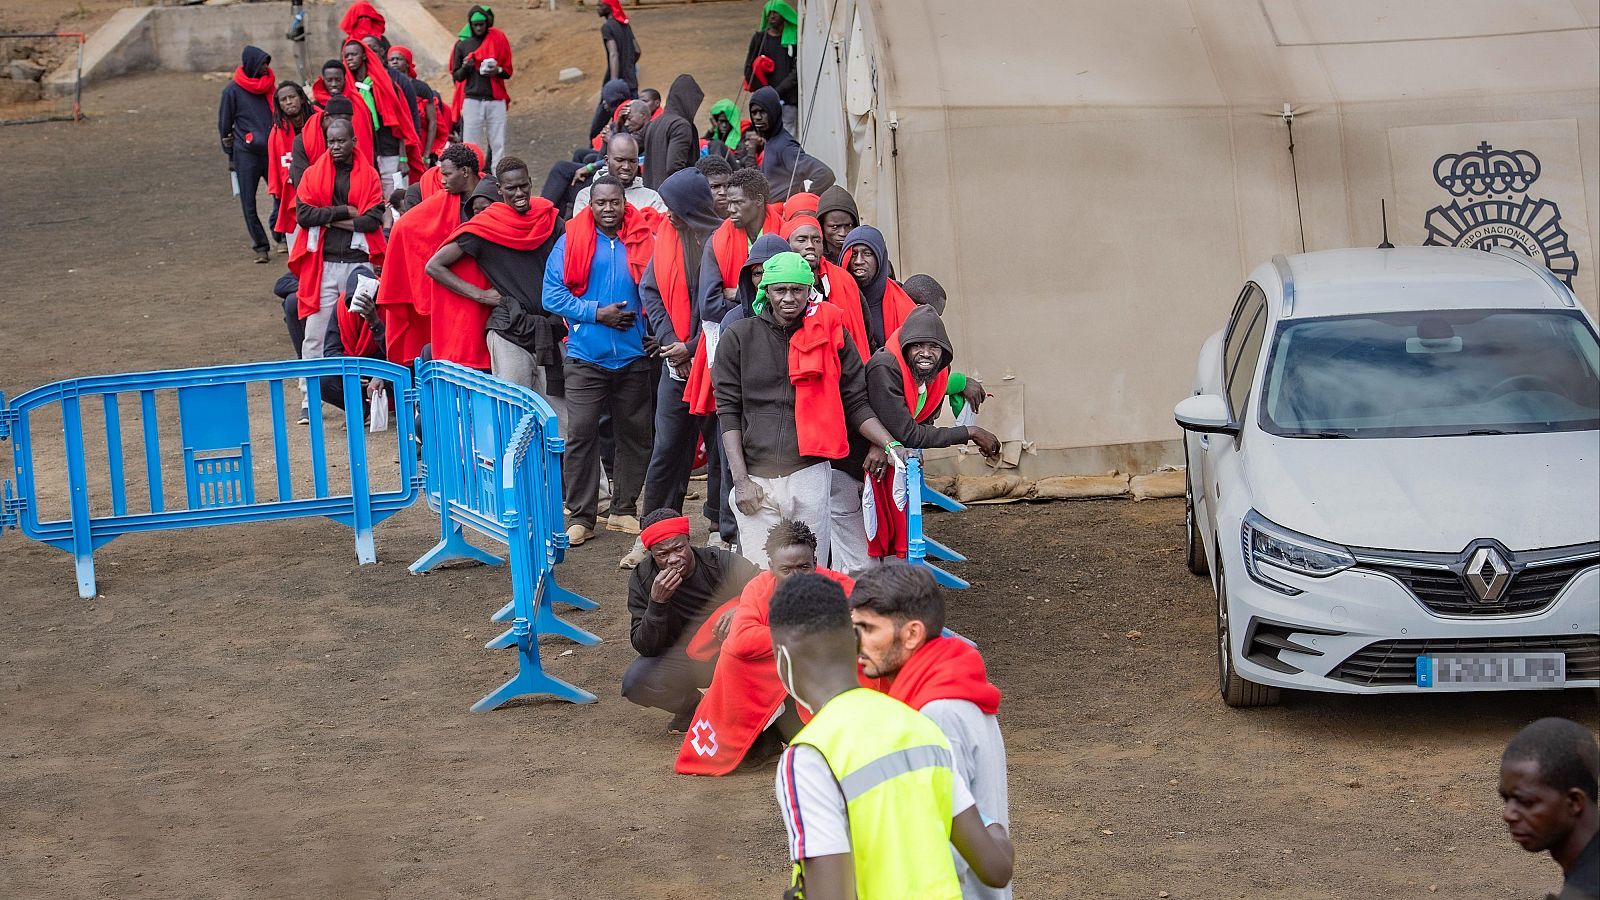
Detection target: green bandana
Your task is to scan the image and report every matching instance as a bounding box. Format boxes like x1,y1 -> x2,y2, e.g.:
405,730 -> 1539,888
459,8 -> 492,40
753,251 -> 816,315
761,0 -> 799,47
709,98 -> 741,149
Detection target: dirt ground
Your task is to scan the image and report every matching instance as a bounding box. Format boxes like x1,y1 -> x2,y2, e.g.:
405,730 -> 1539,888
1,2 -> 1596,898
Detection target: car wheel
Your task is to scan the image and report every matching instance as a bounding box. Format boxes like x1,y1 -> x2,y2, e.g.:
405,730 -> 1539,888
1216,567 -> 1281,708
1184,464 -> 1208,576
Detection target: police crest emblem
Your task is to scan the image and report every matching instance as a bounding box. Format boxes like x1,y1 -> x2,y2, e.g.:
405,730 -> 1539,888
1423,141 -> 1579,286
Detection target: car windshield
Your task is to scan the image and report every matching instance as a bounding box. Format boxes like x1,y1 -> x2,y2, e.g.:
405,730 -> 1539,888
1260,308 -> 1600,438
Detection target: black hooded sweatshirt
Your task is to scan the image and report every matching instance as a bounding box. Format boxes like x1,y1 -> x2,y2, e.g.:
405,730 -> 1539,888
750,86 -> 801,202
218,46 -> 274,156
640,168 -> 723,349
641,74 -> 704,190
865,305 -> 970,449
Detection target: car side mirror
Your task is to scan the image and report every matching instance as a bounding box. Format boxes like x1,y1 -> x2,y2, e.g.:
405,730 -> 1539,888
1174,394 -> 1238,436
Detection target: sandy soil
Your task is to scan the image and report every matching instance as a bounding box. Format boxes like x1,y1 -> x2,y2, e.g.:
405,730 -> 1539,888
0,3 -> 1596,898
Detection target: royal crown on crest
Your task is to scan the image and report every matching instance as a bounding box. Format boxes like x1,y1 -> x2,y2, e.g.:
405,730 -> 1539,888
1432,141 -> 1541,197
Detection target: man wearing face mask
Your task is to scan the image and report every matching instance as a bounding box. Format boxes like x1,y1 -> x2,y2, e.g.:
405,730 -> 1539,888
714,252 -> 904,570
852,564 -> 1011,900
770,573 -> 1015,900
622,510 -> 759,732
675,520 -> 852,776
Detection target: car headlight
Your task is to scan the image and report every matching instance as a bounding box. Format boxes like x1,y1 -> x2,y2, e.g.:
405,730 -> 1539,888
1240,510 -> 1355,595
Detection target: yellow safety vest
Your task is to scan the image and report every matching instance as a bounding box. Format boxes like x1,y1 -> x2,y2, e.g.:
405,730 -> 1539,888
789,688 -> 962,900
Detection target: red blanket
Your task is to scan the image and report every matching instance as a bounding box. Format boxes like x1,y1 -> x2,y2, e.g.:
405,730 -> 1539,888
450,27 -> 513,118
819,260 -> 868,361
839,246 -> 916,355
860,636 -> 1001,714
562,204 -> 658,295
339,1 -> 385,42
429,200 -> 558,370
676,569 -> 854,776
868,321 -> 950,558
266,117 -> 298,232
343,41 -> 426,181
377,190 -> 461,366
652,217 -> 693,340
789,301 -> 850,459
287,154 -> 386,319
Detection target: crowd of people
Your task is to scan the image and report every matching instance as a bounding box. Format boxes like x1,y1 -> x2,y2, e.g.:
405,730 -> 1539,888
213,3 -> 1598,898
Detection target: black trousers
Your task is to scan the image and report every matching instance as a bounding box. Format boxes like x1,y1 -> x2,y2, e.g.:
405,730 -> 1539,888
621,650 -> 713,714
563,358 -> 653,528
639,362 -> 725,532
233,147 -> 270,252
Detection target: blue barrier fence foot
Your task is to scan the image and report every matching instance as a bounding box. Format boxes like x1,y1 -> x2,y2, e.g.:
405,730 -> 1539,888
923,535 -> 968,563
922,561 -> 970,591
472,641 -> 597,711
536,605 -> 603,646
485,627 -> 517,650
409,529 -> 503,574
923,484 -> 967,513
491,599 -> 515,622
548,580 -> 598,611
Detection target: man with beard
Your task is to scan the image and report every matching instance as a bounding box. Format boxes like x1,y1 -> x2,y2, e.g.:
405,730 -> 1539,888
1500,718 -> 1600,900
769,574 -> 1015,900
712,251 -> 902,568
541,176 -> 659,546
852,564 -> 1012,900
266,80 -> 312,247
425,157 -> 564,395
450,5 -> 513,167
622,510 -> 759,732
815,185 -> 859,264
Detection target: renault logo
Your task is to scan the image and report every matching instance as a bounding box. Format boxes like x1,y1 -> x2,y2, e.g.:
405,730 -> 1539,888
1464,546 -> 1511,604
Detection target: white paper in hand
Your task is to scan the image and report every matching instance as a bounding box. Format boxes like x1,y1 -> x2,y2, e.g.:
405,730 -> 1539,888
369,384 -> 390,432
702,321 -> 721,367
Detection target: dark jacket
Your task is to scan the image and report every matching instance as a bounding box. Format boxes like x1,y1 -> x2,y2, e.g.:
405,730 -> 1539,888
866,305 -> 970,449
641,74 -> 704,190
218,46 -> 274,156
714,287 -> 875,479
627,546 -> 758,656
750,86 -> 801,201
641,168 -> 722,348
816,186 -> 860,262
589,77 -> 636,139
839,225 -> 897,352
743,30 -> 796,104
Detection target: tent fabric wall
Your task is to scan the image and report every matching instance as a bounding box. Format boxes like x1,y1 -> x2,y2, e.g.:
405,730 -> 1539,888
795,0 -> 1600,478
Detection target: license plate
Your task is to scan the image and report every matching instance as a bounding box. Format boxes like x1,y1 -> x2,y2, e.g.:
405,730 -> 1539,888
1415,653 -> 1566,690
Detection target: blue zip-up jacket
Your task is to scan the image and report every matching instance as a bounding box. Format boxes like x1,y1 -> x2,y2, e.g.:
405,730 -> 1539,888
542,229 -> 648,369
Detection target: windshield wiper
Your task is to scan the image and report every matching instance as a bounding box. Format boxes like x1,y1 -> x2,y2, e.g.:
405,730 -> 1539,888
1306,430 -> 1351,439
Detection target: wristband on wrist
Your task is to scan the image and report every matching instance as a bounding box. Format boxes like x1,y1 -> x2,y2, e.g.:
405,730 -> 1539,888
885,440 -> 903,452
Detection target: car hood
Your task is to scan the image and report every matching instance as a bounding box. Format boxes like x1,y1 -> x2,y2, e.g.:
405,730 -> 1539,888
1245,430 -> 1600,552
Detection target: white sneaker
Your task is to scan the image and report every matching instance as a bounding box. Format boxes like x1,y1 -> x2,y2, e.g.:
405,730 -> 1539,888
706,534 -> 733,551
565,523 -> 595,547
618,538 -> 648,570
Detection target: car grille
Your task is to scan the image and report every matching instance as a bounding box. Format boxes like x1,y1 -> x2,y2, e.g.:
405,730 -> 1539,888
1361,555 -> 1598,616
1329,634 -> 1600,687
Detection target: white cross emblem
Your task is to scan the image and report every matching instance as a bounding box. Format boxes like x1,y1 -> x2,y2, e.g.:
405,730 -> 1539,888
689,718 -> 719,757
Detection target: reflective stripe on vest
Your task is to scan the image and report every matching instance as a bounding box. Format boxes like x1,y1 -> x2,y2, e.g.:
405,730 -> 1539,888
791,689 -> 962,900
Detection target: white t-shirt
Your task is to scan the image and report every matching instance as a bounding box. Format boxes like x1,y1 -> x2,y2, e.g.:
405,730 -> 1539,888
774,743 -> 975,861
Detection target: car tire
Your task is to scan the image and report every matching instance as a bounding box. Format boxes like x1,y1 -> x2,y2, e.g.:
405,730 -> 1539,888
1184,463 -> 1208,577
1216,567 -> 1282,708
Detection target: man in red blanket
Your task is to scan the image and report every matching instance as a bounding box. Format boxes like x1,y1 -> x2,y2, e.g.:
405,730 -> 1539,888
624,510 -> 757,733
267,80 -> 311,247
676,519 -> 853,775
341,39 -> 425,190
288,118 -> 386,423
376,145 -> 482,368
852,563 -> 1012,900
712,251 -> 902,568
426,157 -> 563,389
451,5 -> 513,168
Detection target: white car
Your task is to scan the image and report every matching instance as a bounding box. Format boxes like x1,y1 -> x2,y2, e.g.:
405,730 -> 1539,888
1175,246 -> 1600,706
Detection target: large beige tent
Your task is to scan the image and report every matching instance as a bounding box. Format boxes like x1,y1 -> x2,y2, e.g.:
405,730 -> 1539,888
792,0 -> 1600,482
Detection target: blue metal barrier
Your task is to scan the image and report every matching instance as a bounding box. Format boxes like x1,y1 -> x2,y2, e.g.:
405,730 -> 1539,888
906,454 -> 969,590
0,358 -> 419,598
407,360 -> 598,710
